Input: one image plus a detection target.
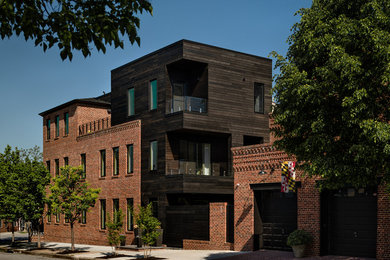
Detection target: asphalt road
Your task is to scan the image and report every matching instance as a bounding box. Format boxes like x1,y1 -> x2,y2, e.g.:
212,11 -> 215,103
0,252 -> 63,260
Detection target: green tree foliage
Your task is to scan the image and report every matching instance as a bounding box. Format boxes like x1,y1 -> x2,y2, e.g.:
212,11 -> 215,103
271,0 -> 390,191
48,166 -> 100,251
106,209 -> 123,255
135,203 -> 161,258
0,145 -> 49,245
0,0 -> 152,60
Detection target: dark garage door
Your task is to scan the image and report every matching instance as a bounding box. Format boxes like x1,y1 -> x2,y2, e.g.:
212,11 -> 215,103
321,187 -> 377,258
254,190 -> 297,251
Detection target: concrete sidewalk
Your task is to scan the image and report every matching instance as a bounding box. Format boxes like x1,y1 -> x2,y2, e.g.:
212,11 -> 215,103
0,240 -> 244,260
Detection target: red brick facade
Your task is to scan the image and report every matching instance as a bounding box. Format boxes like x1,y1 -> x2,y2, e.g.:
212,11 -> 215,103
232,143 -> 390,259
0,220 -> 18,232
42,103 -> 141,246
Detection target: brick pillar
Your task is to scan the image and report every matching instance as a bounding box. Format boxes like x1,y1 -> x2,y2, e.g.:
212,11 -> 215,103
377,184 -> 390,260
297,178 -> 321,256
210,202 -> 228,246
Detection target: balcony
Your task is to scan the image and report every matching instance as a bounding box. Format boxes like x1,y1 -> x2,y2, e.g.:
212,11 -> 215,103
167,96 -> 207,114
78,117 -> 111,136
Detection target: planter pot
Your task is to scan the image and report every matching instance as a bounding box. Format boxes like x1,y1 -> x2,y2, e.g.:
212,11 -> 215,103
291,244 -> 305,258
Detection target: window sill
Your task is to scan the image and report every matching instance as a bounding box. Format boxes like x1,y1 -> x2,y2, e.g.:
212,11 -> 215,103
125,231 -> 134,234
80,224 -> 87,227
125,173 -> 134,177
99,229 -> 106,233
112,175 -> 119,179
63,134 -> 68,138
99,177 -> 106,180
54,137 -> 59,140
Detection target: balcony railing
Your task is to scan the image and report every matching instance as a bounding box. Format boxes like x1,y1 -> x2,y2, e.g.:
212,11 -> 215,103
167,96 -> 207,114
78,117 -> 111,136
167,162 -> 230,176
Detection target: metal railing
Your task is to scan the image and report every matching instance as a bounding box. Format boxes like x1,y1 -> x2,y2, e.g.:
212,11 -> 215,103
167,96 -> 207,114
78,117 -> 111,136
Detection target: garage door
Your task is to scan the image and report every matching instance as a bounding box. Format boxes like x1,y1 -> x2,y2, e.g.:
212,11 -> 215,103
321,187 -> 377,258
254,190 -> 297,251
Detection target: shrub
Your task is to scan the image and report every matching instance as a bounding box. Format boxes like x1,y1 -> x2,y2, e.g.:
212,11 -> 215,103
287,229 -> 312,246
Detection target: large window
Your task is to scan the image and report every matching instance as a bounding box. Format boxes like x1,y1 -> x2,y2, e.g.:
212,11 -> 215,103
47,206 -> 51,222
254,82 -> 264,114
128,88 -> 135,116
55,115 -> 60,137
46,161 -> 50,173
127,198 -> 134,231
113,199 -> 119,222
81,210 -> 86,224
150,140 -> 158,171
100,150 -> 106,177
55,211 -> 60,223
149,79 -> 157,110
113,147 -> 119,176
46,119 -> 50,140
100,199 -> 106,229
64,112 -> 69,135
55,159 -> 59,176
127,144 -> 133,174
179,140 -> 211,175
81,154 -> 86,178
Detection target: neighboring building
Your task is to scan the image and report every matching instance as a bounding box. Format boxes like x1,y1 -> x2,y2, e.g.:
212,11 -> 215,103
0,219 -> 18,232
231,118 -> 390,260
40,40 -> 272,246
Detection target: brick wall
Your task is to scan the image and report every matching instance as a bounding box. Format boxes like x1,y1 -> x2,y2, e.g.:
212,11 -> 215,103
377,184 -> 390,260
43,103 -> 142,246
0,220 -> 18,232
232,144 -> 321,255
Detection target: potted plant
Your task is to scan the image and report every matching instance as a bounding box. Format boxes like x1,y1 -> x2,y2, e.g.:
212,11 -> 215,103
287,229 -> 312,258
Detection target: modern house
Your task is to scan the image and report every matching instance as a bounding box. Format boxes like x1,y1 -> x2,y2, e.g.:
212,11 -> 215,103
40,40 -> 272,246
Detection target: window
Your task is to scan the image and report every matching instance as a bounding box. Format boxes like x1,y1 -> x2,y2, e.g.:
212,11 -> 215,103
127,88 -> 135,116
55,159 -> 59,176
55,115 -> 60,137
55,212 -> 60,223
254,82 -> 264,114
113,147 -> 119,176
81,210 -> 86,224
113,199 -> 119,222
100,200 -> 106,229
64,112 -> 69,135
149,79 -> 157,110
81,154 -> 86,178
127,198 -> 134,231
150,140 -> 158,171
179,140 -> 211,175
46,119 -> 51,140
65,214 -> 70,223
127,144 -> 133,174
243,135 -> 264,146
47,206 -> 51,222
64,157 -> 69,166
46,161 -> 50,173
100,150 -> 106,177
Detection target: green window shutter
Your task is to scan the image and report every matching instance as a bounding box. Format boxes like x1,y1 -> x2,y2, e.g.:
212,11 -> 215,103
55,116 -> 60,137
150,80 -> 157,110
64,112 -> 69,135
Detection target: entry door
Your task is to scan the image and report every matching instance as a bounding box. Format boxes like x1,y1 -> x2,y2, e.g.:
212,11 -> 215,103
254,190 -> 297,251
321,187 -> 377,258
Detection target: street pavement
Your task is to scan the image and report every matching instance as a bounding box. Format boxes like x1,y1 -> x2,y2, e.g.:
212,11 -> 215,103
0,251 -> 63,260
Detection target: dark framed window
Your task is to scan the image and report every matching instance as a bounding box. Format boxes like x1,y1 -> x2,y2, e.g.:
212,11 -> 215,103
100,150 -> 106,177
55,115 -> 60,137
113,199 -> 119,222
81,154 -> 86,178
128,88 -> 135,116
100,199 -> 106,229
127,198 -> 134,231
64,157 -> 69,166
64,112 -> 69,135
113,147 -> 119,176
46,119 -> 51,140
81,210 -> 86,224
47,206 -> 51,223
150,79 -> 157,110
150,140 -> 158,171
254,82 -> 264,114
55,212 -> 60,223
65,214 -> 70,223
55,159 -> 59,176
46,161 -> 50,173
127,144 -> 133,174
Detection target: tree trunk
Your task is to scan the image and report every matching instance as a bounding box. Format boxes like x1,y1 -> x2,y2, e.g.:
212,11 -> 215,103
37,218 -> 42,248
11,222 -> 15,244
70,222 -> 75,251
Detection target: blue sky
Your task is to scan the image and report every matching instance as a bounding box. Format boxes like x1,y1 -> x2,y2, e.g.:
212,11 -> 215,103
0,0 -> 312,151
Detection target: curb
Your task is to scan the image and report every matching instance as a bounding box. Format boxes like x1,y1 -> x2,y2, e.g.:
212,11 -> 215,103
0,246 -> 96,260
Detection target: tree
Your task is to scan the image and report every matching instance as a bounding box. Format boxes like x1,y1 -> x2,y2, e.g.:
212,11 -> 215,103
47,166 -> 100,251
106,209 -> 123,255
271,0 -> 390,192
0,0 -> 153,60
19,146 -> 50,248
134,203 -> 161,258
0,145 -> 23,244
